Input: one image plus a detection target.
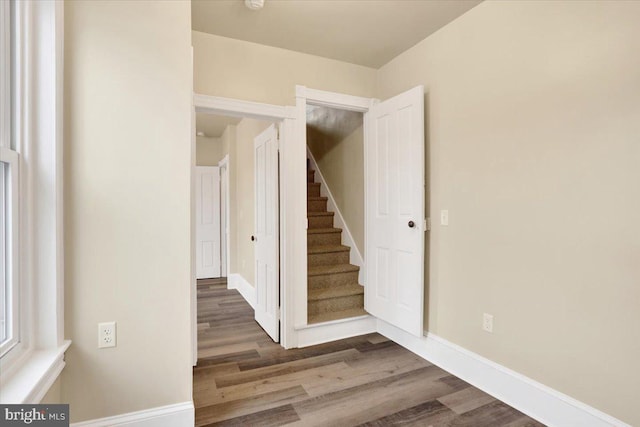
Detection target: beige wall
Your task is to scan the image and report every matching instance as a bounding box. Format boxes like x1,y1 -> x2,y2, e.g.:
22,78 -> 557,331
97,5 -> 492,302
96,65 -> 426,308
308,125 -> 365,255
231,119 -> 274,286
376,1 -> 640,424
40,378 -> 61,404
63,1 -> 193,422
196,136 -> 223,166
193,29 -> 377,285
193,31 -> 377,105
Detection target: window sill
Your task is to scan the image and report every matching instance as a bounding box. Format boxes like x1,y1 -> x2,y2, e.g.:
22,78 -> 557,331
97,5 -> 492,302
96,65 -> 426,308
0,340 -> 71,403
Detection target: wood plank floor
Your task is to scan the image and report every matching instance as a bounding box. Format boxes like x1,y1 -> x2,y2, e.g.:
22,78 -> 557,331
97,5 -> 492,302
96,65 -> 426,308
194,278 -> 545,427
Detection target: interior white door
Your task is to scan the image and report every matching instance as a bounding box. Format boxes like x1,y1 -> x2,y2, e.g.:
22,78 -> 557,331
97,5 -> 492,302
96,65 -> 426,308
254,124 -> 280,342
365,85 -> 425,337
196,166 -> 221,279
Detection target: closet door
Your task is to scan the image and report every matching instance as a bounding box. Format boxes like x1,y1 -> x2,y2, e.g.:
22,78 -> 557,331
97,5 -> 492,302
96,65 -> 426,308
365,86 -> 425,337
196,166 -> 221,279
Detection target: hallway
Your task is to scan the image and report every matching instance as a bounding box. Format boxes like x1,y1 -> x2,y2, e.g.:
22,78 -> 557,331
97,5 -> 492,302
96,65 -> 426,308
193,278 -> 544,426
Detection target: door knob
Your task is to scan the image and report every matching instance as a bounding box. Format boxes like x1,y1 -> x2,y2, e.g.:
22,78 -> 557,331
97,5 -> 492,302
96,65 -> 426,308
251,235 -> 256,242
408,221 -> 416,228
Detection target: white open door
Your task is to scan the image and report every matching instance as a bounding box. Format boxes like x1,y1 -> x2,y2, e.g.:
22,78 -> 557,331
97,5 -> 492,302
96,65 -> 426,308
365,86 -> 425,337
196,166 -> 221,279
254,124 -> 280,342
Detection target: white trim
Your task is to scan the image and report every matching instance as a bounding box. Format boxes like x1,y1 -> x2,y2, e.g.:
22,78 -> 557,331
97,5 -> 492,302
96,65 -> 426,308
293,93 -> 308,334
0,0 -> 10,149
190,48 -> 197,367
194,93 -> 295,120
296,85 -> 375,112
227,273 -> 256,309
193,93 -> 300,350
294,86 -> 375,332
296,315 -> 376,348
376,319 -> 630,427
306,146 -> 365,286
218,155 -> 230,278
70,401 -> 194,427
0,340 -> 70,403
0,148 -> 20,356
278,109 -> 301,349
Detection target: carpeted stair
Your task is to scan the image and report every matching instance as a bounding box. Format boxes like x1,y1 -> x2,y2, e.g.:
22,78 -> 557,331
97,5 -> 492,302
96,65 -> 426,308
307,167 -> 366,324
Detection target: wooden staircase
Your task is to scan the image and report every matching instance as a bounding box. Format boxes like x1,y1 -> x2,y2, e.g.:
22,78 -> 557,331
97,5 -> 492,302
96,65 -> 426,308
307,168 -> 366,324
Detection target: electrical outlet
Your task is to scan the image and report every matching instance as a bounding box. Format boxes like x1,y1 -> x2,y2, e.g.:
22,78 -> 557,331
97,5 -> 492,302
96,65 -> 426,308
482,313 -> 494,333
98,321 -> 117,348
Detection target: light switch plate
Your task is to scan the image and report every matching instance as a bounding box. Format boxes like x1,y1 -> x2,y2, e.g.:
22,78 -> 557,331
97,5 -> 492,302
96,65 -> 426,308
440,210 -> 449,226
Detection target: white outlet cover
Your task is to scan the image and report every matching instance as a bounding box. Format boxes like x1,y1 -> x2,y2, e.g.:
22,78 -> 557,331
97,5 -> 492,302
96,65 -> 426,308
98,321 -> 117,348
482,313 -> 494,333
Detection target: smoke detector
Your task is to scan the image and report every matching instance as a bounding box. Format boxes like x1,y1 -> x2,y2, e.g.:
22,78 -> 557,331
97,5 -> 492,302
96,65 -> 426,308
245,0 -> 264,11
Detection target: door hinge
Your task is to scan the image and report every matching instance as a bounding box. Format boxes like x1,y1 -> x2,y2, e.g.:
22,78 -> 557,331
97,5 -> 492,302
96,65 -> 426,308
424,218 -> 431,231
276,307 -> 281,320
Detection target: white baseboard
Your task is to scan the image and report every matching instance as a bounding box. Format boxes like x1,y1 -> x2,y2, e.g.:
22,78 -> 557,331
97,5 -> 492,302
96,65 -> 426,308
376,319 -> 629,427
70,402 -> 194,427
306,147 -> 365,286
296,315 -> 376,348
227,273 -> 255,308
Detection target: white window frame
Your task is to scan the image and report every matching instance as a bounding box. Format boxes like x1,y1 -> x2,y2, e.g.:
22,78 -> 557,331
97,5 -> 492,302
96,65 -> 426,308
0,0 -> 69,403
1,0 -> 20,358
0,148 -> 19,357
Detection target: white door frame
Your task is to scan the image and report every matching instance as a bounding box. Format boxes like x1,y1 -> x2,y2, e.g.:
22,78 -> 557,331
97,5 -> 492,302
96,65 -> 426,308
193,93 -> 298,349
294,86 -> 377,330
218,155 -> 230,277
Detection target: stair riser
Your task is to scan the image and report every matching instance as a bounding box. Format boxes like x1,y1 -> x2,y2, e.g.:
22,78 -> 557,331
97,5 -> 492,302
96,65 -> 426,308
307,199 -> 327,212
308,215 -> 334,229
308,250 -> 350,267
307,232 -> 341,246
308,270 -> 359,290
307,183 -> 321,197
308,293 -> 364,316
307,171 -> 315,183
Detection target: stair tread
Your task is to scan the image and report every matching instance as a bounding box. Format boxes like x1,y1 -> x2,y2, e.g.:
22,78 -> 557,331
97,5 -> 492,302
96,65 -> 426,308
307,227 -> 342,234
309,283 -> 364,301
307,211 -> 334,217
307,182 -> 321,186
308,307 -> 368,324
307,244 -> 350,254
307,196 -> 328,201
308,263 -> 359,276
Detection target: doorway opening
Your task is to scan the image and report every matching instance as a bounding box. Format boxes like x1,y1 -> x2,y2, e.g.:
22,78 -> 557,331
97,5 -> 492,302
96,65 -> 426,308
295,85 -> 426,341
194,112 -> 239,280
194,111 -> 280,338
192,97 -> 296,368
305,105 -> 366,324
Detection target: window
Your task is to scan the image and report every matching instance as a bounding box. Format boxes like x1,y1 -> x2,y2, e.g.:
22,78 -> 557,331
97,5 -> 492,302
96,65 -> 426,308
0,0 -> 19,357
1,0 -> 67,403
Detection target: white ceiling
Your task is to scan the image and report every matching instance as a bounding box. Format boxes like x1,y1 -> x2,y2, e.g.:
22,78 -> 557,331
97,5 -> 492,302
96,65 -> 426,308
191,0 -> 482,68
195,113 -> 241,138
